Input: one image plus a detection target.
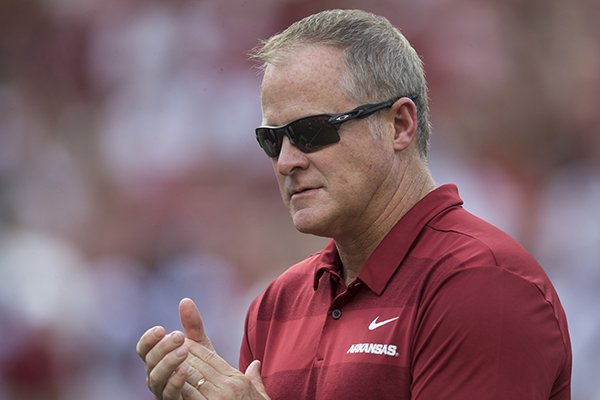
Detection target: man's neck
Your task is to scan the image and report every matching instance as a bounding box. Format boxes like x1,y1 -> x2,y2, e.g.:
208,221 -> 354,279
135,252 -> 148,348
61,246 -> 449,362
336,163 -> 435,285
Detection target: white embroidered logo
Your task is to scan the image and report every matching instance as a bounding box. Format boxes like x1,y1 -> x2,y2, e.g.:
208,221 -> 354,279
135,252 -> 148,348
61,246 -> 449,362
368,316 -> 399,330
346,343 -> 399,357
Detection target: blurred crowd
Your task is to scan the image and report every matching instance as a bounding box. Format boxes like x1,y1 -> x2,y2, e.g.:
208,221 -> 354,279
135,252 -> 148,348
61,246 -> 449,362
0,0 -> 598,399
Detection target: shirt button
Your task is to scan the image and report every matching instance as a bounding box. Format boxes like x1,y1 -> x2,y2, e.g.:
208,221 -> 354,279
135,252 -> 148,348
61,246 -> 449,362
331,309 -> 342,320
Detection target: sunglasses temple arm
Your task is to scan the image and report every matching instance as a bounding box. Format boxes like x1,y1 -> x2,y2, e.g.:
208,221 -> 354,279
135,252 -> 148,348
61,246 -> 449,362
331,98 -> 401,123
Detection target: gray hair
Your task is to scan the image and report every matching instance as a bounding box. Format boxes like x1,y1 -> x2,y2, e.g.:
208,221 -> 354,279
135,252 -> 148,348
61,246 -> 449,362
250,9 -> 431,159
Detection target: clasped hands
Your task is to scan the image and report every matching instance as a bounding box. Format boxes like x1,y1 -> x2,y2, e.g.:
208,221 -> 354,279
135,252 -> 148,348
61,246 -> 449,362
136,298 -> 269,400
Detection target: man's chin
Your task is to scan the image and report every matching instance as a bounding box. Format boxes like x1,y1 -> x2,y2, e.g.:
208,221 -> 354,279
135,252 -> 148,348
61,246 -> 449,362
291,209 -> 333,237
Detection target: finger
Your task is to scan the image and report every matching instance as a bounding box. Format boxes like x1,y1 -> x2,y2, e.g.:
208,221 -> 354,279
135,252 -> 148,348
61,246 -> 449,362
182,360 -> 241,399
181,382 -> 207,400
179,298 -> 215,351
161,366 -> 187,400
181,358 -> 220,395
183,355 -> 262,400
136,326 -> 166,361
161,368 -> 207,400
147,340 -> 189,396
245,360 -> 268,397
185,370 -> 219,398
145,331 -> 186,374
185,338 -> 239,377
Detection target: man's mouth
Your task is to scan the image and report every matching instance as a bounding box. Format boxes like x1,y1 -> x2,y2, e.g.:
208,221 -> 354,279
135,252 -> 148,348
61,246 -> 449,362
290,187 -> 320,199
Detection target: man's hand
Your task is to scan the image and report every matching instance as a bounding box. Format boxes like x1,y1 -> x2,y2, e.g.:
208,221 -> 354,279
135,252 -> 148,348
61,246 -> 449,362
136,298 -> 269,400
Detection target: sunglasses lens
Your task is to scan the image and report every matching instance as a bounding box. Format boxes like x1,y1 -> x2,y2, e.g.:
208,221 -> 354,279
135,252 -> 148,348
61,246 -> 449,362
255,116 -> 341,157
256,128 -> 282,157
289,116 -> 340,153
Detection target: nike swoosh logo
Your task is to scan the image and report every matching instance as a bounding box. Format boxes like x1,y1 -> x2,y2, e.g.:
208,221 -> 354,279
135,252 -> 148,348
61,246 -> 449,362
368,316 -> 400,330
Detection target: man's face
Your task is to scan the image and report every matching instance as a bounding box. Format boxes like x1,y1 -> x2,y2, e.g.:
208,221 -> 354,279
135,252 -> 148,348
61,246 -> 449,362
260,45 -> 396,239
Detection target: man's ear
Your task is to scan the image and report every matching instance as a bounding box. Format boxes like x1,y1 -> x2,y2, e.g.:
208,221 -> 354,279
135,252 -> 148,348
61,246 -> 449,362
390,97 -> 418,151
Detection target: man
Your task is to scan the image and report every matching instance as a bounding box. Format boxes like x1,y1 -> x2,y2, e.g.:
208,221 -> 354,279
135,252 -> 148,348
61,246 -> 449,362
136,9 -> 572,400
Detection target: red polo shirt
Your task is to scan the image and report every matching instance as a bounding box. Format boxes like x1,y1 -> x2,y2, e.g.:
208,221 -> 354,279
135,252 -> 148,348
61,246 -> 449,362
240,185 -> 571,399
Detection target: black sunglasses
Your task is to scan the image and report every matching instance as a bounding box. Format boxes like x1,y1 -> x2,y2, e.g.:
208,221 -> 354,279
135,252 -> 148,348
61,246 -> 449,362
255,97 -> 402,158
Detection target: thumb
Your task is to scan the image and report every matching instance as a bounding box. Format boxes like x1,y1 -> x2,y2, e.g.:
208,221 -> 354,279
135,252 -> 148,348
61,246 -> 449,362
244,360 -> 268,397
179,298 -> 214,351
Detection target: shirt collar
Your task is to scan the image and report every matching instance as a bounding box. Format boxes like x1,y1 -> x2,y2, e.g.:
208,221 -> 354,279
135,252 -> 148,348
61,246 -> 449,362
313,184 -> 463,294
313,240 -> 341,290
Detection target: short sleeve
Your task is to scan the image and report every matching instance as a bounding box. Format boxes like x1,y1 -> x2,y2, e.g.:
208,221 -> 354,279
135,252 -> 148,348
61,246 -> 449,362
411,267 -> 569,400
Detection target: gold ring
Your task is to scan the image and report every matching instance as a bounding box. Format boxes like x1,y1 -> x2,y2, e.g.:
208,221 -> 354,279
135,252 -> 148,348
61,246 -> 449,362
195,377 -> 207,390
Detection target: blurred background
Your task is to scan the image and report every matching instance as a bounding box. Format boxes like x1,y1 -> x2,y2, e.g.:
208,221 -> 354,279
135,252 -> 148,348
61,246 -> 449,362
0,0 -> 598,399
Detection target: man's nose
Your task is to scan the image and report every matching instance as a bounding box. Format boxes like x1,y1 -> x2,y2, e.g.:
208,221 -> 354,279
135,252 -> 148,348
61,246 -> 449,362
276,136 -> 309,175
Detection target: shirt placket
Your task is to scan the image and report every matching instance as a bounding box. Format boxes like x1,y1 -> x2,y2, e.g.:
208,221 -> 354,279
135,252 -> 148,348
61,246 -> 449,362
314,270 -> 364,363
